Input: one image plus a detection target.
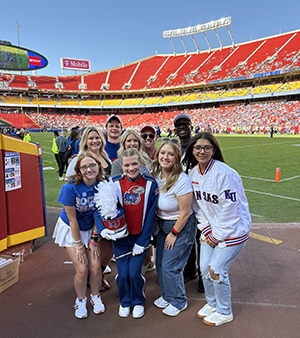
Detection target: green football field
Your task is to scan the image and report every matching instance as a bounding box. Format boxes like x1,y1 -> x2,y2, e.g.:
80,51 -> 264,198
31,132 -> 300,223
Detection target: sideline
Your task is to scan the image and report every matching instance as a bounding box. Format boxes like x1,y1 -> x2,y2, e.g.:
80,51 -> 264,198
244,189 -> 300,202
241,174 -> 300,182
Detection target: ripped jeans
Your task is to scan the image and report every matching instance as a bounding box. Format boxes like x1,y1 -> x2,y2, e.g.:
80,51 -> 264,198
200,240 -> 246,315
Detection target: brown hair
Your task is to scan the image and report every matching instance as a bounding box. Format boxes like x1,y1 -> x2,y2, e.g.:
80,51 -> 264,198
183,132 -> 225,171
68,151 -> 105,185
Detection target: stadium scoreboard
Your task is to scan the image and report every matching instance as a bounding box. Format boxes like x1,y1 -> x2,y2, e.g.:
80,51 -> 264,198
0,40 -> 48,71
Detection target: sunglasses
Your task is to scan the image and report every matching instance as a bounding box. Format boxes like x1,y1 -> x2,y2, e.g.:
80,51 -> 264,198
141,133 -> 155,140
174,121 -> 190,128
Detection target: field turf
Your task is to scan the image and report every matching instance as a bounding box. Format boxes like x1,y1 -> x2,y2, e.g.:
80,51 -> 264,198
31,132 -> 300,223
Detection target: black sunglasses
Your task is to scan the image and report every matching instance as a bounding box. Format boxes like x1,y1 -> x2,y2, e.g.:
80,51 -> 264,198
141,133 -> 155,140
174,121 -> 190,128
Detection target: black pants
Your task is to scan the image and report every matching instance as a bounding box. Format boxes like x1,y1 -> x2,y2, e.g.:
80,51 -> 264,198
54,153 -> 60,170
184,229 -> 201,277
58,151 -> 67,177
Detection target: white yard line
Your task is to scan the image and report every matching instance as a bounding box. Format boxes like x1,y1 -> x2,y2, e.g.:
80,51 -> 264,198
241,175 -> 274,182
241,175 -> 300,182
222,141 -> 291,150
250,213 -> 263,217
245,189 -> 300,202
280,175 -> 300,181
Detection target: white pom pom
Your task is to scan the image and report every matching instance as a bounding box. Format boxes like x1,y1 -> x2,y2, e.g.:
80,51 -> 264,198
94,179 -> 118,219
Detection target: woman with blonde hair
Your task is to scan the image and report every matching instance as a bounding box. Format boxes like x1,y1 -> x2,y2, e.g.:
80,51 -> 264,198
152,141 -> 197,317
66,126 -> 111,177
53,152 -> 106,318
111,129 -> 151,177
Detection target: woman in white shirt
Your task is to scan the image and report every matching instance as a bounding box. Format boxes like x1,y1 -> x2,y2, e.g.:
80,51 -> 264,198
152,141 -> 197,317
183,132 -> 251,326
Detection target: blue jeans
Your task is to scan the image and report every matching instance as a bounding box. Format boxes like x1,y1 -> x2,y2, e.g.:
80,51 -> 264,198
200,240 -> 247,315
156,213 -> 197,310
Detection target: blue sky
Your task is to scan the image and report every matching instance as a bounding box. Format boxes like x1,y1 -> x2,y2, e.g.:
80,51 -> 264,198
2,0 -> 300,76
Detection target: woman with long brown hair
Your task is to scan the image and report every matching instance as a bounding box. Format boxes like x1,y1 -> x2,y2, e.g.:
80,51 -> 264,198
183,132 -> 251,326
53,152 -> 106,318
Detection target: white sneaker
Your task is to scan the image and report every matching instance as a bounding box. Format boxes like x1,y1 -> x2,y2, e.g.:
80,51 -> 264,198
103,265 -> 111,274
154,296 -> 169,309
132,305 -> 144,318
119,305 -> 130,318
197,303 -> 217,318
74,297 -> 88,319
90,294 -> 105,314
59,177 -> 64,181
203,311 -> 233,326
162,302 -> 187,317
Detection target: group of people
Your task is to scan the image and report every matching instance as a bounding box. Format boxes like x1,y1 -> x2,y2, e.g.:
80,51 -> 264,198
52,113 -> 251,327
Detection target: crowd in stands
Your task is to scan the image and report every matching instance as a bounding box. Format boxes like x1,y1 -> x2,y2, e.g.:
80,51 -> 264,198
1,100 -> 299,135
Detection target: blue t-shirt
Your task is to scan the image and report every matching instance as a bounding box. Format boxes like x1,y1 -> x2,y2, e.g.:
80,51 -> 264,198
65,139 -> 77,158
105,140 -> 120,162
58,180 -> 98,231
74,138 -> 81,154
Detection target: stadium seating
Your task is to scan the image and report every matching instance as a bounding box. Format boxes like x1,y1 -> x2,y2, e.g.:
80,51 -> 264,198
0,112 -> 40,128
3,31 -> 300,93
130,56 -> 168,90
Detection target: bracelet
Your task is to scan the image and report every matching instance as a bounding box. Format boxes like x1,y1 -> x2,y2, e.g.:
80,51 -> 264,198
91,235 -> 98,242
172,227 -> 179,236
89,240 -> 99,246
74,244 -> 84,250
74,239 -> 82,244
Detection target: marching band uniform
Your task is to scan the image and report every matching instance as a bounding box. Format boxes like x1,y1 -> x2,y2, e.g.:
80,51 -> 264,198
94,173 -> 158,309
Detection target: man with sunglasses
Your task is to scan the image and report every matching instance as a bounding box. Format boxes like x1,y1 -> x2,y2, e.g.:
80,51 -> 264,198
174,112 -> 204,293
140,125 -> 157,160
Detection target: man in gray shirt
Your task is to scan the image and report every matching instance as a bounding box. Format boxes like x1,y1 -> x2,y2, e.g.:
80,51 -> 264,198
56,129 -> 68,180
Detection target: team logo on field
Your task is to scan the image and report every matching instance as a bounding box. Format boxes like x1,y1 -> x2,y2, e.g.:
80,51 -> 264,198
124,186 -> 144,205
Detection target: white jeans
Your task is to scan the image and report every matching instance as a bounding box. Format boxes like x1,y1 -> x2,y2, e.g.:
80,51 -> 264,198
200,240 -> 246,315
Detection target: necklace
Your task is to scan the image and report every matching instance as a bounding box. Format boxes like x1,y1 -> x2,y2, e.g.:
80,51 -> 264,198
85,180 -> 96,191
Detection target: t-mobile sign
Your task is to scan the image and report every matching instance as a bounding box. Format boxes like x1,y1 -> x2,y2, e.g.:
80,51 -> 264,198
60,57 -> 91,71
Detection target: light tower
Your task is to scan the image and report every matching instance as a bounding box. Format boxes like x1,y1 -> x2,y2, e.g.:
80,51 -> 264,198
163,17 -> 235,55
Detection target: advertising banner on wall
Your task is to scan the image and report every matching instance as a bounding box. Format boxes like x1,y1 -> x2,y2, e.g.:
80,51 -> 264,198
60,57 -> 91,72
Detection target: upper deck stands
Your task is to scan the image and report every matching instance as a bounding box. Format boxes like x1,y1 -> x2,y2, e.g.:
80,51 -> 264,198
106,63 -> 137,91
232,33 -> 294,77
167,53 -> 211,87
9,74 -> 30,89
83,72 -> 108,91
130,56 -> 168,90
3,30 -> 300,95
57,76 -> 80,91
31,76 -> 57,90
